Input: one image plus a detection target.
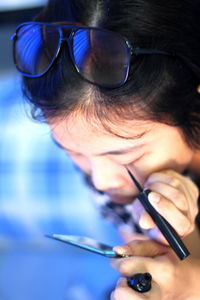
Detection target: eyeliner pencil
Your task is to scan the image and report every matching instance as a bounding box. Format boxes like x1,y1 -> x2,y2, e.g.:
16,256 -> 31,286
127,169 -> 190,260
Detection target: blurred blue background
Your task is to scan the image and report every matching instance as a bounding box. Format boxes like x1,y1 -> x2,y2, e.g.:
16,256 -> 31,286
0,2 -> 122,299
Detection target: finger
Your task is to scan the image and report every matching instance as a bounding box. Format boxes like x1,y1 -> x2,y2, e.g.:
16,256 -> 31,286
131,199 -> 156,229
117,277 -> 129,287
111,277 -> 149,300
145,170 -> 199,203
110,291 -> 115,300
118,229 -> 150,243
187,178 -> 199,204
147,192 -> 192,236
144,171 -> 179,188
147,182 -> 188,212
111,278 -> 129,300
131,199 -> 145,225
179,176 -> 199,219
145,170 -> 199,222
135,192 -> 192,237
143,227 -> 169,245
111,256 -> 149,276
113,240 -> 168,258
139,213 -> 156,230
111,285 -> 161,300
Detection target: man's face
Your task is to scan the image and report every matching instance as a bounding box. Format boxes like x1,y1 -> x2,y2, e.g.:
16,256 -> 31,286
49,115 -> 194,204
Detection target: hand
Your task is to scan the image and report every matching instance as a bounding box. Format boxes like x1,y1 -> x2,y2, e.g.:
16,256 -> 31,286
131,170 -> 199,243
110,239 -> 199,300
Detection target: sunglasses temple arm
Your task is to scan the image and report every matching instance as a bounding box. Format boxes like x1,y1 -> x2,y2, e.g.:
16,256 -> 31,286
10,33 -> 16,41
134,48 -> 200,81
133,48 -> 173,56
178,54 -> 200,81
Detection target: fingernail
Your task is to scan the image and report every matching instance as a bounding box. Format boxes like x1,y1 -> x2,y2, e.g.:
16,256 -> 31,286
148,192 -> 160,203
113,246 -> 126,254
113,245 -> 130,256
139,216 -> 151,229
117,277 -> 127,286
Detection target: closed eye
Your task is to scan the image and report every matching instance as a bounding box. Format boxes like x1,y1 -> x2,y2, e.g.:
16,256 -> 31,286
107,152 -> 146,165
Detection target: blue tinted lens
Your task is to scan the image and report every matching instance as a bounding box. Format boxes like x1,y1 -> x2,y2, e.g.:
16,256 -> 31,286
15,24 -> 60,76
72,28 -> 130,87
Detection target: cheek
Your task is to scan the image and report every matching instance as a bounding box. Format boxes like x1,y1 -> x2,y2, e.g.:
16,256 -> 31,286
155,144 -> 193,170
154,129 -> 194,168
139,144 -> 193,176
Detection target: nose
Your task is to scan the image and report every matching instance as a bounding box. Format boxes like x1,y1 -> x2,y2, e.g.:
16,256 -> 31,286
90,158 -> 126,193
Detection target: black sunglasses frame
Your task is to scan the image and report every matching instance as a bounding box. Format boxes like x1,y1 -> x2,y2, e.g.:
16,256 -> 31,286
11,22 -> 200,88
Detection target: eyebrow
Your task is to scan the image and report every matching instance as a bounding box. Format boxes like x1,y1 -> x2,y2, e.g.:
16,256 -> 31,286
51,133 -> 145,156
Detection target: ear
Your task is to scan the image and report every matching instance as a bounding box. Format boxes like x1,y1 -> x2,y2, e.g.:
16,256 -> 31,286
197,84 -> 200,93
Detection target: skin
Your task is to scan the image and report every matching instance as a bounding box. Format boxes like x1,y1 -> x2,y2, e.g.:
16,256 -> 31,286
49,113 -> 200,300
110,238 -> 200,300
49,114 -> 198,239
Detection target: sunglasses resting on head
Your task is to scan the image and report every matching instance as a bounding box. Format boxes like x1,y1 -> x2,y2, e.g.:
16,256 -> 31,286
11,22 -> 200,88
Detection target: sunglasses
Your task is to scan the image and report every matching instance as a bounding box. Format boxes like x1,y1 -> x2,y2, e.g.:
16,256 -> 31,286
11,22 -> 176,88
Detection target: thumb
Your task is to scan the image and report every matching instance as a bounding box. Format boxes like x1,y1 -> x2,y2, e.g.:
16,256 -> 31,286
113,239 -> 169,258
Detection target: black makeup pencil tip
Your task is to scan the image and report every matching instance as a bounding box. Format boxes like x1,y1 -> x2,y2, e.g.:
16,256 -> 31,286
127,169 -> 143,193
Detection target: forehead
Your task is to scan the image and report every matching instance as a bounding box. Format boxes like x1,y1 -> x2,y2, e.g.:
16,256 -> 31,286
49,114 -> 154,153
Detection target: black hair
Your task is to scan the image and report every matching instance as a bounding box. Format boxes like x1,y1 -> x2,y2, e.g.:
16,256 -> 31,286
22,0 -> 200,148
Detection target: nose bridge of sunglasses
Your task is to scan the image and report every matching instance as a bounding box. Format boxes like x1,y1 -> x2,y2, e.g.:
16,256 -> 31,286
60,27 -> 75,41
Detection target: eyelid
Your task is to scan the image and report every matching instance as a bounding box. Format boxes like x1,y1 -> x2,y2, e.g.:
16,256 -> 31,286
110,152 -> 145,164
107,148 -> 140,158
69,147 -> 142,157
